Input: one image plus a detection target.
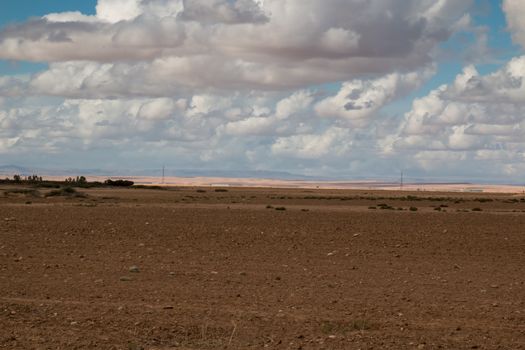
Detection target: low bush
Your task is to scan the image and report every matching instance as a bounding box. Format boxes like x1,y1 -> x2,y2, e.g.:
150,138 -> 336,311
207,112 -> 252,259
45,187 -> 86,198
105,179 -> 134,187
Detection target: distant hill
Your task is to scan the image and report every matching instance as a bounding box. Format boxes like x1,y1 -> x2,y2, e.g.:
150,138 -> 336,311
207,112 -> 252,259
0,164 -> 315,180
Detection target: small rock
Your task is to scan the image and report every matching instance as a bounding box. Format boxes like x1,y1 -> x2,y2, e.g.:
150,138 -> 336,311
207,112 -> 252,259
120,276 -> 133,282
129,266 -> 140,273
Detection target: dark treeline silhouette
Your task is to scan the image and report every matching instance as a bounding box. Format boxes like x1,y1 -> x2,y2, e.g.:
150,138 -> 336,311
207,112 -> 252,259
1,174 -> 134,188
104,179 -> 134,187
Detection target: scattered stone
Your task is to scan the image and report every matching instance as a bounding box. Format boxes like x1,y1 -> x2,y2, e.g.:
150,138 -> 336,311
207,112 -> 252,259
129,266 -> 140,273
120,276 -> 133,282
163,306 -> 174,310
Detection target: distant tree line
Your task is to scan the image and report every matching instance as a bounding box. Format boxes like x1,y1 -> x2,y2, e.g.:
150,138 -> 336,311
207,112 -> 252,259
1,174 -> 134,187
2,174 -> 43,184
104,179 -> 134,187
65,176 -> 87,184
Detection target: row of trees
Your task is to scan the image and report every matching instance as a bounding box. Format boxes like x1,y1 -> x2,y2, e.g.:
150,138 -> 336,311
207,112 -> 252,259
2,175 -> 134,187
7,174 -> 43,183
65,176 -> 87,184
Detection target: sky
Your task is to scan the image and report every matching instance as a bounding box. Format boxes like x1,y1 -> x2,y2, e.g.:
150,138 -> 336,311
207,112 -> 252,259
0,0 -> 524,182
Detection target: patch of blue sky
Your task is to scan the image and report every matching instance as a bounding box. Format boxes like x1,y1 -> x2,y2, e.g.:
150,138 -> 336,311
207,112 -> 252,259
0,0 -> 97,76
386,0 -> 520,117
0,0 -> 96,26
0,60 -> 48,76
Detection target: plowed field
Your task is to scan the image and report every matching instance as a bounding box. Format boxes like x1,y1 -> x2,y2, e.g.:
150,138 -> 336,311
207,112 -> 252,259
1,186 -> 525,349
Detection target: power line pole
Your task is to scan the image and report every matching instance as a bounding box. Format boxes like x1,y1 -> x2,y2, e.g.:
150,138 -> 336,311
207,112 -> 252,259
162,164 -> 165,184
400,170 -> 404,190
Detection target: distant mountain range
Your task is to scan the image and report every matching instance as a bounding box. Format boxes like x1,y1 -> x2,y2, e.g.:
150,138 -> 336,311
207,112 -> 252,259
1,164 -> 523,185
0,164 -> 316,180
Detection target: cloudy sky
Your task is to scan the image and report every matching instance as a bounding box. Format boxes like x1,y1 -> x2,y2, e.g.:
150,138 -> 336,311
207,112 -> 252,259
0,0 -> 524,182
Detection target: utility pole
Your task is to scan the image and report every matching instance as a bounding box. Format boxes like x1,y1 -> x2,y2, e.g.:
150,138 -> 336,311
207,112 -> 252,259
400,170 -> 404,190
162,165 -> 165,185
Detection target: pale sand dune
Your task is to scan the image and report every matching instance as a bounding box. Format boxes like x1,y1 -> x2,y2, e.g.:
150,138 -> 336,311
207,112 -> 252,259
18,174 -> 524,194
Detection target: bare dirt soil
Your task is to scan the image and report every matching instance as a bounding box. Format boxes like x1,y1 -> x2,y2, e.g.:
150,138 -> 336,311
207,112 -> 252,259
1,185 -> 525,349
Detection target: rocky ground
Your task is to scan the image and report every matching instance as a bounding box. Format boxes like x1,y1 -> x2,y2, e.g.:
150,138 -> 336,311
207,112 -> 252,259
1,185 -> 525,349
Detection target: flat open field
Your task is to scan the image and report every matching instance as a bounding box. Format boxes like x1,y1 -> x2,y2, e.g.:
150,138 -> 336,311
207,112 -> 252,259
1,185 -> 525,349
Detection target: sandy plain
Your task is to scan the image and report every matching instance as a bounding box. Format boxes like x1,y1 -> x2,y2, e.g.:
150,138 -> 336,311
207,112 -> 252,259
1,185 -> 525,349
14,174 -> 525,194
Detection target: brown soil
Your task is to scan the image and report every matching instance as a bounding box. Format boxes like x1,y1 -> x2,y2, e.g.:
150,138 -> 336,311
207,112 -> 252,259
1,185 -> 525,349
